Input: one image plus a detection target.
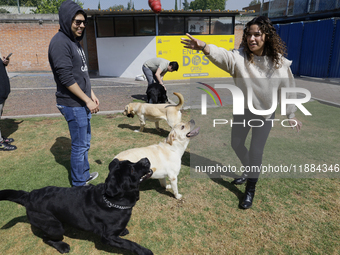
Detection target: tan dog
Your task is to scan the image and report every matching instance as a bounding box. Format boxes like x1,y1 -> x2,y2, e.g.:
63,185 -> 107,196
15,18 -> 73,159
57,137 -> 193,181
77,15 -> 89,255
123,92 -> 184,132
114,120 -> 199,199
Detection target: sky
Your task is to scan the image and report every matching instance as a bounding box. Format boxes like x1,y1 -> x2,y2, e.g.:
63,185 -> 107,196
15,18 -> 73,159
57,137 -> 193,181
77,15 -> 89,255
81,0 -> 253,11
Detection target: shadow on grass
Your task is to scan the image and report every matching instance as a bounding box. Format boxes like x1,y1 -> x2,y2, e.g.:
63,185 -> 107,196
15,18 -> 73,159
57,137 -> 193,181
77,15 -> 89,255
182,151 -> 245,202
0,119 -> 23,139
1,216 -> 135,255
1,215 -> 28,229
131,94 -> 147,102
50,137 -> 72,185
139,179 -> 176,199
117,124 -> 169,137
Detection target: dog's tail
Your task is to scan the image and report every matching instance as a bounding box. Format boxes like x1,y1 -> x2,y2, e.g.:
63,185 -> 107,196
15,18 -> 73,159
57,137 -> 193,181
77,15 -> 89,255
173,92 -> 184,111
0,189 -> 29,207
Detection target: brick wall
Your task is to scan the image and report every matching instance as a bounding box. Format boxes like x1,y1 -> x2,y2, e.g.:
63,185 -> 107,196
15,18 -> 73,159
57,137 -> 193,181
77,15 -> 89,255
0,20 -> 59,72
234,24 -> 244,49
0,14 -> 244,74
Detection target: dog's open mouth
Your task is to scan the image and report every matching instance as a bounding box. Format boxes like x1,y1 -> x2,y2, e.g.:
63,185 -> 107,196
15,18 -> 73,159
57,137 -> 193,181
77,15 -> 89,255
140,169 -> 153,182
186,127 -> 200,138
127,114 -> 134,118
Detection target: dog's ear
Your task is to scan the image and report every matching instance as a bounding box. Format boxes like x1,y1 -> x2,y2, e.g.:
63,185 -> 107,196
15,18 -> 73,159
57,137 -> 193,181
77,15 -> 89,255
166,129 -> 176,145
104,159 -> 121,197
109,158 -> 120,172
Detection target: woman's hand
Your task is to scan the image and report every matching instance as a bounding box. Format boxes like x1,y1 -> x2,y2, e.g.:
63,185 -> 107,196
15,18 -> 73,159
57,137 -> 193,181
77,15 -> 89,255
181,33 -> 209,54
289,117 -> 302,132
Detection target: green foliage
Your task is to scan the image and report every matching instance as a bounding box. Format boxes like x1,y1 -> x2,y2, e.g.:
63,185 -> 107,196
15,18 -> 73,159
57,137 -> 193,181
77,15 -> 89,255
175,0 -> 178,10
189,0 -> 226,11
0,0 -> 38,6
108,4 -> 125,10
183,0 -> 190,10
34,0 -> 62,14
0,7 -> 9,13
0,0 -> 84,14
249,0 -> 261,6
97,0 -> 100,10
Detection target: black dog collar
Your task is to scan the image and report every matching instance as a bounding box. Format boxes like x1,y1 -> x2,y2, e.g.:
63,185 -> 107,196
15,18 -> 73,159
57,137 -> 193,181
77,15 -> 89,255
103,195 -> 132,210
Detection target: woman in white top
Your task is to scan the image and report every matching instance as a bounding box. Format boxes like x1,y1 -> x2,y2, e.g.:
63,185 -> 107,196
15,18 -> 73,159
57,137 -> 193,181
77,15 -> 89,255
181,16 -> 302,209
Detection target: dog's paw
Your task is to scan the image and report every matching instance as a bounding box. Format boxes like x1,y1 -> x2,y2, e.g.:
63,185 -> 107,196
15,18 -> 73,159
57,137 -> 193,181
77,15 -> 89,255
134,130 -> 140,132
120,228 -> 129,236
45,240 -> 70,254
166,184 -> 172,189
175,194 -> 182,200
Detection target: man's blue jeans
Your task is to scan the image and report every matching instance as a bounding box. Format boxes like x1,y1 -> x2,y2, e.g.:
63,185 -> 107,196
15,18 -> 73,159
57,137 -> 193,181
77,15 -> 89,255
57,105 -> 91,186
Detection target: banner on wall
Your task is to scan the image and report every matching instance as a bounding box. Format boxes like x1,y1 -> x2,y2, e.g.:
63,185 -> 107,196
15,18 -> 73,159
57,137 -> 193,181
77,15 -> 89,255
156,35 -> 234,80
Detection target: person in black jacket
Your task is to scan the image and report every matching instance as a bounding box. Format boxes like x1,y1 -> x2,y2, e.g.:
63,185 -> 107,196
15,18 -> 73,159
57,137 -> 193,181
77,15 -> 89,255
0,51 -> 17,151
48,0 -> 99,186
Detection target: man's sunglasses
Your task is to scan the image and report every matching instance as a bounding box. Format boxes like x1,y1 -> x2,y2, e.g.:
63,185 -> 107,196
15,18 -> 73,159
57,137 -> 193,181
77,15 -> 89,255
73,19 -> 88,26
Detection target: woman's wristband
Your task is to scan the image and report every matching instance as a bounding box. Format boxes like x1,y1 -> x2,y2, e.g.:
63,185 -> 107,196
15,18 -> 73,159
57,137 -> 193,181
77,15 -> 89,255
201,43 -> 207,51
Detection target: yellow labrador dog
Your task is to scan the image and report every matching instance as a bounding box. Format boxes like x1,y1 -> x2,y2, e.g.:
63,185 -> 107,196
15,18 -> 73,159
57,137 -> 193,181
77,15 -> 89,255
114,120 -> 199,199
123,92 -> 184,132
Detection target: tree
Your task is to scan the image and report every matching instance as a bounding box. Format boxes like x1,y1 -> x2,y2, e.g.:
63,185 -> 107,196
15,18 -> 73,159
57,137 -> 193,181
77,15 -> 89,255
108,4 -> 125,10
182,0 -> 190,10
189,0 -> 226,11
0,0 -> 83,13
98,0 -> 101,10
34,0 -> 83,14
249,0 -> 260,6
175,0 -> 178,10
0,0 -> 39,6
0,7 -> 10,13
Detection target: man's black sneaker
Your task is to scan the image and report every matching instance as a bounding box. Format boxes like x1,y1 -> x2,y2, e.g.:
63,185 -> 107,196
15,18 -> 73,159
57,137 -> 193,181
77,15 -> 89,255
0,141 -> 17,151
2,137 -> 14,143
86,172 -> 98,184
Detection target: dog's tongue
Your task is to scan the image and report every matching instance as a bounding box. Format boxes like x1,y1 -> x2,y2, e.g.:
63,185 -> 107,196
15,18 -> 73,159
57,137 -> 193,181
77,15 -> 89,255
187,127 -> 200,137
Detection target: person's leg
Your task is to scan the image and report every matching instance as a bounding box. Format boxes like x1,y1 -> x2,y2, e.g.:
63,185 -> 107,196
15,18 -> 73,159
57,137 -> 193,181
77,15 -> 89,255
240,112 -> 274,209
142,66 -> 155,86
83,113 -> 91,177
57,105 -> 91,186
247,115 -> 274,180
0,102 -> 4,142
0,102 -> 16,151
230,110 -> 251,184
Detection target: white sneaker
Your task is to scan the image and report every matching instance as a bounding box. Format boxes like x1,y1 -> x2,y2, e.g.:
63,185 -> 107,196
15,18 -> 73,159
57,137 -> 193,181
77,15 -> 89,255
86,172 -> 98,184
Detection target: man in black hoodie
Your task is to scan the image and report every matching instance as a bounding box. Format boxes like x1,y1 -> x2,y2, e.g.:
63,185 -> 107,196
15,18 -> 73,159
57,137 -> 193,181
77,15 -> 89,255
48,0 -> 99,186
0,51 -> 17,151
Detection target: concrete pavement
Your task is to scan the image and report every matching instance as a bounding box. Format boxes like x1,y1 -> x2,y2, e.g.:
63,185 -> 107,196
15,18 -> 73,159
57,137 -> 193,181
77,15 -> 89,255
2,72 -> 340,119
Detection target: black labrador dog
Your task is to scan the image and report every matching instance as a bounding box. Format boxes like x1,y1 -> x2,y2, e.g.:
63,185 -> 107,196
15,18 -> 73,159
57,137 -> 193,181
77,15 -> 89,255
0,158 -> 153,255
146,83 -> 168,104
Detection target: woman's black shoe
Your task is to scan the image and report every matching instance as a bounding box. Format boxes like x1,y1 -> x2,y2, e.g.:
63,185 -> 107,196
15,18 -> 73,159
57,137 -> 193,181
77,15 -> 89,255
231,177 -> 247,185
240,181 -> 256,209
231,172 -> 248,185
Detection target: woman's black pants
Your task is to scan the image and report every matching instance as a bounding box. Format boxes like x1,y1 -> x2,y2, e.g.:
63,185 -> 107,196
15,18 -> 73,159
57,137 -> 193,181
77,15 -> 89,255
231,109 -> 275,182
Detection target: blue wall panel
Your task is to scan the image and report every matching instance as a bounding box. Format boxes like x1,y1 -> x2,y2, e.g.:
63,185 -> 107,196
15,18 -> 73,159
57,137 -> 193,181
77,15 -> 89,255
329,19 -> 340,78
285,22 -> 304,75
299,19 -> 334,77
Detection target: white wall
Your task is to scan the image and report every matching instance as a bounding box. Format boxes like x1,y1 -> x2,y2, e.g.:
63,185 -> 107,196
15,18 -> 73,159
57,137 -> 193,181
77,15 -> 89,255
96,36 -> 156,78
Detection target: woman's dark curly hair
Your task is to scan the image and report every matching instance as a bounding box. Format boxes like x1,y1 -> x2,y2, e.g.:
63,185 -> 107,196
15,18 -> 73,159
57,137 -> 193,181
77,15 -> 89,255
241,16 -> 287,68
